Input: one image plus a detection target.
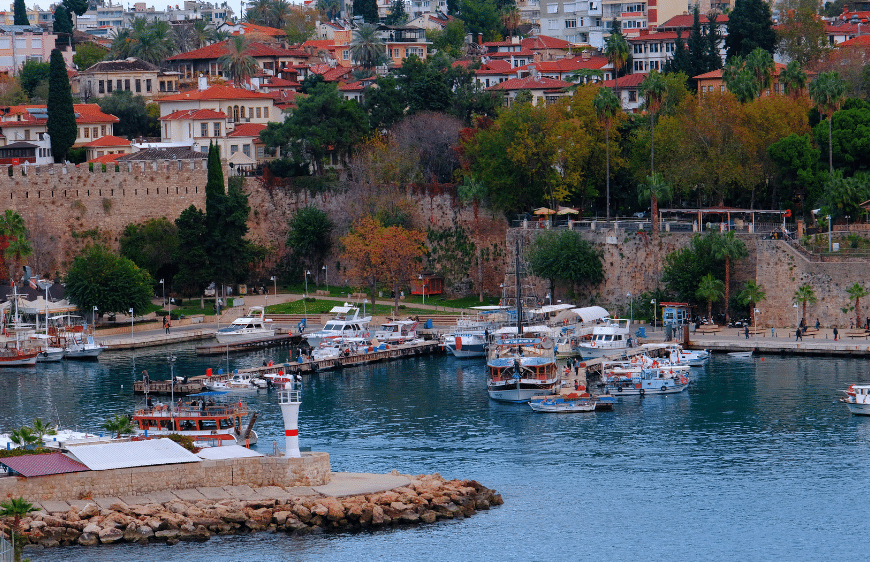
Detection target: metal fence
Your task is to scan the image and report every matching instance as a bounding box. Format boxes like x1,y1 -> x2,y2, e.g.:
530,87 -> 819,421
0,532 -> 13,562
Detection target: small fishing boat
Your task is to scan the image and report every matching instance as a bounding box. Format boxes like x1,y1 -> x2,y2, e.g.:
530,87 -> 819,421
215,306 -> 275,344
30,334 -> 65,362
64,333 -> 105,359
373,319 -> 420,344
841,384 -> 870,415
576,318 -> 633,359
0,341 -> 38,367
529,395 -> 597,413
205,372 -> 267,392
727,351 -> 753,358
604,367 -> 690,396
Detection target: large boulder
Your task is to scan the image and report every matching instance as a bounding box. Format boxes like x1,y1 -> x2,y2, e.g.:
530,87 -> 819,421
77,532 -> 99,546
98,527 -> 124,544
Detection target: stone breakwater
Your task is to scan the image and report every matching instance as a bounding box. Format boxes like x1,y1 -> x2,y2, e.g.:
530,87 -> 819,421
17,473 -> 502,549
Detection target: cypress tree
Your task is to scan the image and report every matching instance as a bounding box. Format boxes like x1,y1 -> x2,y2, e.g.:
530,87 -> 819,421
705,11 -> 723,70
724,0 -> 775,59
52,4 -> 73,44
204,143 -> 226,233
13,0 -> 29,26
354,0 -> 379,24
46,49 -> 76,163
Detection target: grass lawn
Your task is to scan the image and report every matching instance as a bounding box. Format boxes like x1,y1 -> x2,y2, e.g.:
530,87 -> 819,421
273,283 -> 500,311
265,299 -> 455,316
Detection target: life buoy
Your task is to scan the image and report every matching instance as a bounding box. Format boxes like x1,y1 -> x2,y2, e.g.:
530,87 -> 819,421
590,341 -> 596,348
661,385 -> 667,392
639,388 -> 646,395
617,386 -> 623,392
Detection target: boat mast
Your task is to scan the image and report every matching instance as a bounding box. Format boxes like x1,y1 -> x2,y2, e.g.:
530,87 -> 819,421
515,239 -> 523,337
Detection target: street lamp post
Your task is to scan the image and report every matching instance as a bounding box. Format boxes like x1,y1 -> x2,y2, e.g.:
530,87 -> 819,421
651,299 -> 657,331
160,278 -> 165,308
129,308 -> 134,341
271,276 -> 277,296
827,214 -> 832,252
322,265 -> 328,293
793,302 -> 799,327
419,275 -> 426,306
627,292 -> 633,325
92,305 -> 98,326
546,293 -> 551,306
304,270 -> 310,298
754,308 -> 759,342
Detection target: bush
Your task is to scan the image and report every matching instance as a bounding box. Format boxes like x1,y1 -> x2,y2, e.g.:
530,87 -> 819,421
0,447 -> 53,458
165,433 -> 199,453
67,146 -> 87,164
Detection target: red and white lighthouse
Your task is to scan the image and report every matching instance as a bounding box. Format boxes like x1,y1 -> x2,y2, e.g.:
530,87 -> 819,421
279,379 -> 302,458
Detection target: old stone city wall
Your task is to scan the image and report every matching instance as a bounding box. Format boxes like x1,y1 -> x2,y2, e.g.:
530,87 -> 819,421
0,452 -> 331,502
508,226 -> 868,329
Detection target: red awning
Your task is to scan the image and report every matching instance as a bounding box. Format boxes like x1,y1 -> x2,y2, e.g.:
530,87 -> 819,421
0,452 -> 90,477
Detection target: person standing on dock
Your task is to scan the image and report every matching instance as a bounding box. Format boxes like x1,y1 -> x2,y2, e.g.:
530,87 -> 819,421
833,327 -> 839,341
163,316 -> 169,334
796,328 -> 802,341
744,326 -> 749,339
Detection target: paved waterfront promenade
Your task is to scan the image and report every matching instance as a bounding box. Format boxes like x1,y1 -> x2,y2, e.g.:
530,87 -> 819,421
29,473 -> 413,515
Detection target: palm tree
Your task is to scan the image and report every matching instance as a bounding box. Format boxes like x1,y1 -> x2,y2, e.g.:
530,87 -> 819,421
593,86 -> 621,222
745,47 -> 774,97
0,209 -> 31,280
638,172 -> 672,237
737,279 -> 766,327
350,23 -> 387,70
101,414 -> 135,439
130,21 -> 174,65
1,497 -> 37,562
712,231 -> 748,325
793,283 -> 818,326
501,6 -> 521,39
245,0 -> 272,24
639,70 -> 667,177
31,418 -> 57,442
218,35 -> 259,86
779,60 -> 807,98
9,427 -> 39,448
696,273 -> 725,324
270,0 -> 293,28
809,71 -> 846,174
604,32 -> 629,103
316,0 -> 341,21
846,282 -> 870,329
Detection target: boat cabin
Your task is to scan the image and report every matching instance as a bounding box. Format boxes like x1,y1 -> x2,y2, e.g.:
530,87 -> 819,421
133,399 -> 248,440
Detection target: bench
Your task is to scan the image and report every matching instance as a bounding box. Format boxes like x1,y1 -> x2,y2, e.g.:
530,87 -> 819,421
801,328 -> 817,338
695,325 -> 721,334
847,331 -> 870,339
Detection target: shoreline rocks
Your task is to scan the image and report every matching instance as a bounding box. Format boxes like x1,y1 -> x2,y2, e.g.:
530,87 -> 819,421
18,473 -> 502,550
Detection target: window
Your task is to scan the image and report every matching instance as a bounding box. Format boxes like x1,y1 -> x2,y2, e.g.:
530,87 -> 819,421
201,123 -> 208,137
628,90 -> 636,102
230,145 -> 238,153
248,107 -> 253,118
200,146 -> 207,153
256,107 -> 261,118
107,80 -> 112,93
548,18 -> 557,29
31,38 -> 40,48
93,127 -> 98,138
14,38 -> 25,49
257,146 -> 264,158
159,80 -> 165,91
98,80 -> 104,93
565,19 -> 576,27
117,79 -> 122,91
242,144 -> 251,156
547,3 -> 558,13
146,79 -> 151,92
213,122 -> 220,136
97,151 -> 104,157
563,2 -> 576,10
101,126 -> 106,136
84,128 -> 90,138
343,49 -> 349,60
23,130 -> 29,140
135,79 -> 141,92
263,107 -> 268,118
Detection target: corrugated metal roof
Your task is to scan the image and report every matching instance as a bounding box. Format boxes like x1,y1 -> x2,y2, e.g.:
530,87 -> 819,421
65,438 -> 201,471
196,445 -> 263,460
0,452 -> 90,477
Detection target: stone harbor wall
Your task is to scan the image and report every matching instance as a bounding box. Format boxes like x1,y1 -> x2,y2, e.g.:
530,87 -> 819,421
0,452 -> 330,502
12,473 -> 502,549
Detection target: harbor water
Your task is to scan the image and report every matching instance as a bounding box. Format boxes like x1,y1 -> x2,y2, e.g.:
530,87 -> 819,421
3,346 -> 869,561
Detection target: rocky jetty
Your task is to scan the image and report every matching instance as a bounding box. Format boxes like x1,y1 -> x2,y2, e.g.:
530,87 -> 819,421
19,474 -> 502,549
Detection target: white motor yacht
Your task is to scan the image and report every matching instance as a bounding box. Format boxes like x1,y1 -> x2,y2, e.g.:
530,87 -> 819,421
306,304 -> 372,347
215,306 -> 275,344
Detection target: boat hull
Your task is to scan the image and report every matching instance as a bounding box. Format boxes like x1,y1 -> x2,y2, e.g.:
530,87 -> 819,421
529,398 -> 596,413
134,428 -> 259,445
65,347 -> 104,359
215,330 -> 275,344
488,384 -> 558,403
37,348 -> 65,362
0,354 -> 38,367
845,401 -> 870,415
606,383 -> 689,395
447,344 -> 487,358
578,345 -> 629,360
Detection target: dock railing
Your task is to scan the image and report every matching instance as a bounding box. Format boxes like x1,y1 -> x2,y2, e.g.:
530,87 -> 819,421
0,531 -> 12,562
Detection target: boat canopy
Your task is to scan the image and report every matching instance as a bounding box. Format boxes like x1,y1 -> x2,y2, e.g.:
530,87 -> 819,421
494,325 -> 551,334
329,305 -> 357,313
568,306 -> 610,323
469,305 -> 507,311
188,391 -> 230,396
530,304 -> 574,314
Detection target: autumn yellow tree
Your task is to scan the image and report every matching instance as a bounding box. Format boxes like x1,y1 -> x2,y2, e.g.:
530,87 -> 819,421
341,217 -> 427,310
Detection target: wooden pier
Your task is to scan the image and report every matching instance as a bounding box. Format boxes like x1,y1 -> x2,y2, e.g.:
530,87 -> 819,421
195,334 -> 302,356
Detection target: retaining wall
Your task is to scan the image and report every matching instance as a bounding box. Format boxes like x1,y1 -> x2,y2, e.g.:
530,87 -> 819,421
0,452 -> 330,502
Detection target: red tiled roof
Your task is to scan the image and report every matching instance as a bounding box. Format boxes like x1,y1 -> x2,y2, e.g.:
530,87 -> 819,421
628,31 -> 680,42
309,64 -> 353,81
84,135 -> 131,147
0,453 -> 90,477
1,104 -> 118,126
166,40 -> 304,62
486,76 -> 570,91
839,34 -> 870,46
339,82 -> 365,91
158,85 -> 274,101
264,77 -> 298,87
522,35 -> 573,50
659,13 -> 728,29
234,22 -> 286,37
228,123 -> 266,137
487,48 -> 536,58
694,62 -> 787,80
159,108 -> 228,121
516,56 -> 609,73
602,72 -> 647,88
302,39 -> 336,50
88,153 -> 125,163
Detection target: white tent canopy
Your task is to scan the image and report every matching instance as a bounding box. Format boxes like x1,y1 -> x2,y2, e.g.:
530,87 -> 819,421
530,304 -> 574,314
568,306 -> 610,323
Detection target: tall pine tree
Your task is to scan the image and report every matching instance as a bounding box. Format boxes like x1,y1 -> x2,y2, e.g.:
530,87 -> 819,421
13,0 -> 29,26
205,143 -> 226,234
46,49 -> 76,163
725,0 -> 775,59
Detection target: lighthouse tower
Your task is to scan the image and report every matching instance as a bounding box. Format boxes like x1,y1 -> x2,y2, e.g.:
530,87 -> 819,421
279,377 -> 302,458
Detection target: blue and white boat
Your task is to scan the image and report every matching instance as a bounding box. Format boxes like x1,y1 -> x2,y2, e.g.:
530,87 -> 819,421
305,304 -> 372,348
604,367 -> 689,396
486,330 -> 560,402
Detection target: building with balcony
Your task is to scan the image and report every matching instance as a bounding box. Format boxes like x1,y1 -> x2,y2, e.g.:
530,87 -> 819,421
0,25 -> 72,74
76,58 -> 181,101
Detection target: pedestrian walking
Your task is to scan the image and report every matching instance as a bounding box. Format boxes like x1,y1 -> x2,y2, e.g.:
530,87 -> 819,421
163,316 -> 169,334
166,318 -> 171,334
815,318 -> 820,331
771,327 -> 775,337
833,326 -> 839,341
744,326 -> 749,339
796,328 -> 802,341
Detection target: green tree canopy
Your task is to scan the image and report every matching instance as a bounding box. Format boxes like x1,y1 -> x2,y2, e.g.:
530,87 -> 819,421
696,272 -> 726,322
385,0 -> 409,24
725,0 -> 776,59
13,0 -> 28,25
662,233 -> 725,304
527,230 -> 604,299
119,217 -> 179,284
73,42 -> 108,72
18,60 -> 50,100
53,4 -> 73,43
96,91 -> 159,138
737,279 -> 766,325
64,245 -> 154,314
460,0 -> 501,40
350,23 -> 387,69
260,81 -> 369,175
46,49 -> 77,163
428,19 -> 466,58
354,0 -> 379,23
173,205 -> 211,298
286,206 -> 334,273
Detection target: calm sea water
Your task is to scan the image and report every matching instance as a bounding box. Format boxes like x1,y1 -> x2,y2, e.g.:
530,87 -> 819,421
5,346 -> 869,562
